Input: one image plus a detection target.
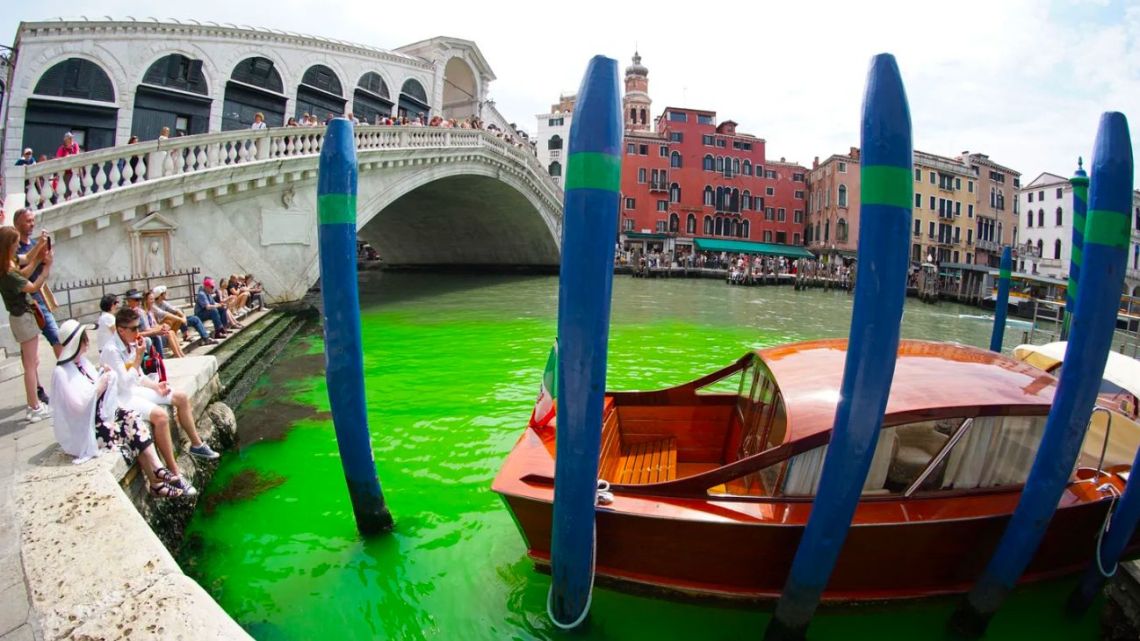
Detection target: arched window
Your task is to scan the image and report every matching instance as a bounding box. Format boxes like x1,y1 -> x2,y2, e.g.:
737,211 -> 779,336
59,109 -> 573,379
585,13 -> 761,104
704,216 -> 713,235
731,188 -> 740,213
670,183 -> 681,203
703,186 -> 714,206
1037,208 -> 1044,227
806,224 -> 813,244
27,58 -> 118,152
669,213 -> 679,232
742,190 -> 751,211
703,154 -> 714,171
355,71 -> 393,123
629,107 -> 636,123
548,135 -> 563,150
134,54 -> 210,139
717,156 -> 725,172
687,214 -> 697,234
715,217 -> 723,236
398,78 -> 430,118
838,185 -> 848,208
670,151 -> 682,168
715,186 -> 725,211
733,158 -> 740,175
837,218 -> 848,242
640,108 -> 647,124
824,219 -> 831,242
297,64 -> 346,120
815,222 -> 820,242
1054,238 -> 1062,259
1055,207 -> 1063,226
1028,212 -> 1034,227
741,220 -> 750,238
1037,238 -> 1044,257
548,161 -> 562,177
223,56 -> 286,131
743,160 -> 752,176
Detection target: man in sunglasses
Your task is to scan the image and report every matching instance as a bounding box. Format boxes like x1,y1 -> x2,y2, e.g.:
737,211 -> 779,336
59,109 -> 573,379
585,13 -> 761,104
101,307 -> 220,486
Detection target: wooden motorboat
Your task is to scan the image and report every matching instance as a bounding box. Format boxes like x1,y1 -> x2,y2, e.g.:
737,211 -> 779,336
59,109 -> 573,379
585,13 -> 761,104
492,339 -> 1140,602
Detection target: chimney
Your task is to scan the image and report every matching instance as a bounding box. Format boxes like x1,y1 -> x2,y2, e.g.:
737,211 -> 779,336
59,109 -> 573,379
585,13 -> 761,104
780,157 -> 786,163
849,147 -> 860,161
813,156 -> 819,169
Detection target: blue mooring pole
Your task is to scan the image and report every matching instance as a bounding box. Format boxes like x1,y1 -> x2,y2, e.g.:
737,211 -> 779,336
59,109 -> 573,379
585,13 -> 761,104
317,118 -> 394,536
950,112 -> 1133,638
1066,120 -> 1135,615
989,246 -> 1013,352
547,55 -> 622,629
764,53 -> 912,641
1060,158 -> 1090,341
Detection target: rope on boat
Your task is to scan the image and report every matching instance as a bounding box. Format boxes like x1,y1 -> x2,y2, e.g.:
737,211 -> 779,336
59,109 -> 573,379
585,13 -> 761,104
546,479 -> 611,630
1096,482 -> 1121,578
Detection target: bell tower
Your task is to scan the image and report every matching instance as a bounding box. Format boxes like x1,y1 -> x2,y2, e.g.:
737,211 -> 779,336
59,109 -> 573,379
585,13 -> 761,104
623,51 -> 651,132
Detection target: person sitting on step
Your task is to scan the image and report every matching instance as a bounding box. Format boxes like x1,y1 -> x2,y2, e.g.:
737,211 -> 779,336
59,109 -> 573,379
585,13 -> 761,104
195,277 -> 231,338
101,307 -> 220,472
50,319 -> 192,497
152,285 -> 215,347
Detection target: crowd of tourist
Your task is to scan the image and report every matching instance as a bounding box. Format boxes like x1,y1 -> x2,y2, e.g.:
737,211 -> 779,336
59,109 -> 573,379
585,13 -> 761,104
618,246 -> 855,287
0,207 -> 275,498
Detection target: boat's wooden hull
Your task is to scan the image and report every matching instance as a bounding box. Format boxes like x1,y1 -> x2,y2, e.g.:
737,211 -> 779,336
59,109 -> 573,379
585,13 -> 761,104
499,490 -> 1138,602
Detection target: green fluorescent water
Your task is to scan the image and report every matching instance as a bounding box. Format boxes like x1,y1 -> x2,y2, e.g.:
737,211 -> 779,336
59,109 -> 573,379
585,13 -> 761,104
181,273 -> 1100,640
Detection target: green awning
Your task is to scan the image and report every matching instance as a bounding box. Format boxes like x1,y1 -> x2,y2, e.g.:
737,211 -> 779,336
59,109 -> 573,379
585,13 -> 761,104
624,232 -> 670,240
693,238 -> 814,259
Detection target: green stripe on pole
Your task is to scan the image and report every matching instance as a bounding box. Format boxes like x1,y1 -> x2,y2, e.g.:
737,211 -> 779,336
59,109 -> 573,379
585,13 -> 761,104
1074,212 -> 1086,233
1072,243 -> 1083,268
319,194 -> 358,226
564,152 -> 621,192
1085,209 -> 1130,249
861,165 -> 913,208
1000,268 -> 1011,280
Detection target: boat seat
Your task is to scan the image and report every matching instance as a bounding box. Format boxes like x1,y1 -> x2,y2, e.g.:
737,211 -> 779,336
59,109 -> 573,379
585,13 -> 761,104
616,437 -> 678,485
888,423 -> 949,488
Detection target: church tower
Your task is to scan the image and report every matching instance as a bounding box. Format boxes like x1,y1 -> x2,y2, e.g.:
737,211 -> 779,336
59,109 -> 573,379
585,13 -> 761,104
623,51 -> 651,132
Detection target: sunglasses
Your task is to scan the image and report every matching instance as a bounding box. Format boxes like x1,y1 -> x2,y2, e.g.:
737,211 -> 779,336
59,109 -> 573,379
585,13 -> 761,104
118,324 -> 141,331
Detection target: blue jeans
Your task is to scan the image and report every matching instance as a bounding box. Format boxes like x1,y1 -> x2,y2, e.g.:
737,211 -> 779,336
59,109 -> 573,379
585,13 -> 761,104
185,315 -> 209,340
198,307 -> 228,333
31,294 -> 60,346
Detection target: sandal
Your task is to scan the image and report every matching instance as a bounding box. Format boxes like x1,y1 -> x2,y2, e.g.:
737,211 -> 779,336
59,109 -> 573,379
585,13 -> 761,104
148,481 -> 185,498
155,467 -> 177,483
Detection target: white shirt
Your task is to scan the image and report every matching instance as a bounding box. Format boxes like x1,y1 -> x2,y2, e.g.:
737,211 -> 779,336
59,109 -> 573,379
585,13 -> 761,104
96,312 -> 115,353
251,121 -> 267,130
50,356 -> 109,462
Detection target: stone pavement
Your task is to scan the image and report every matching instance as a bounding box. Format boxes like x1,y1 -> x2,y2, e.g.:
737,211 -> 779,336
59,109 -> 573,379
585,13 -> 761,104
0,338 -> 252,641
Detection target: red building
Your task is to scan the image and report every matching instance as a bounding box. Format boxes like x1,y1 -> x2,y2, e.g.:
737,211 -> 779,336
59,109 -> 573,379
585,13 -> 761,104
617,53 -> 809,259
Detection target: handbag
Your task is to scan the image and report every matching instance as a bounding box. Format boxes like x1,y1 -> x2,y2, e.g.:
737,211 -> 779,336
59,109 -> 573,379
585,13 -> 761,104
30,299 -> 46,330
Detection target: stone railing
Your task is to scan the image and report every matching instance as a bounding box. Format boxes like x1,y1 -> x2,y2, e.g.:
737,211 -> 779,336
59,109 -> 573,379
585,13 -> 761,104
4,125 -> 559,212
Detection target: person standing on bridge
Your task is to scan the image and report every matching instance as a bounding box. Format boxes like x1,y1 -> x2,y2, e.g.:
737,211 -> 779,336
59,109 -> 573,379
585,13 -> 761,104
0,226 -> 53,423
55,132 -> 80,159
251,112 -> 267,130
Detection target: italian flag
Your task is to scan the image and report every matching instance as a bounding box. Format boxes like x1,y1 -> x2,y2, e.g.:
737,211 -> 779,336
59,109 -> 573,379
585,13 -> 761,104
529,341 -> 558,428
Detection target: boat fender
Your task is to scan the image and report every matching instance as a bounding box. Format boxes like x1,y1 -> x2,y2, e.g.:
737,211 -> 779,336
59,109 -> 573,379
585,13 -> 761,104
546,478 -> 611,630
1097,482 -> 1122,578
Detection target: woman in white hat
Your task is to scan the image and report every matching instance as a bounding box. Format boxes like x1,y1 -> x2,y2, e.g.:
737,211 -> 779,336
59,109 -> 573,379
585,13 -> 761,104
51,319 -> 193,497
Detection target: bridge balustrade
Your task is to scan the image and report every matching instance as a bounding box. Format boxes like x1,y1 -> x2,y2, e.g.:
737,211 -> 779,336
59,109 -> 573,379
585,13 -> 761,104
4,126 -> 554,212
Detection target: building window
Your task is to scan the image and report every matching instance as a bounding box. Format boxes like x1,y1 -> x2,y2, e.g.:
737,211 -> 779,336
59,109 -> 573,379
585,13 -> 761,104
929,196 -> 936,210
968,181 -> 974,193
1037,239 -> 1044,257
671,151 -> 682,168
928,221 -> 935,238
777,208 -> 786,222
766,170 -> 778,179
702,134 -> 714,145
670,132 -> 683,142
766,187 -> 775,196
657,200 -> 668,212
687,214 -> 696,234
626,143 -> 635,155
968,204 -> 974,218
929,171 -> 936,184
838,185 -> 848,208
794,209 -> 804,223
669,213 -> 679,232
794,190 -> 805,199
1054,238 -> 1062,259
1056,187 -> 1063,199
624,197 -> 635,209
733,158 -> 740,175
703,186 -> 714,206
623,218 -> 634,231
639,144 -> 648,155
914,168 -> 921,181
838,162 -> 847,173
1038,209 -> 1044,227
765,207 -> 775,221
703,215 -> 713,234
698,114 -> 714,125
837,218 -> 848,242
656,220 -> 667,233
548,161 -> 562,177
967,229 -> 973,244
1028,211 -> 1034,227
915,193 -> 921,208
956,178 -> 962,190
668,111 -> 687,122
715,217 -> 723,236
742,220 -> 751,238
638,168 -> 647,183
955,201 -> 961,216
660,145 -> 668,157
794,232 -> 801,245
764,230 -> 773,242
914,219 -> 921,236
1028,192 -> 1034,203
1055,207 -> 1063,226
743,160 -> 752,176
548,117 -> 563,127
703,155 -> 714,171
670,183 -> 681,203
1038,190 -> 1045,201
716,139 -> 726,148
793,173 -> 805,182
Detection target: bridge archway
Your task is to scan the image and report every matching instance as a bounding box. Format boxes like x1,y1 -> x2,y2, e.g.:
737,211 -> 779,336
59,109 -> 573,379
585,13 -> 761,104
398,78 -> 430,120
442,57 -> 478,120
133,54 -> 211,140
223,56 -> 286,130
24,58 -> 118,154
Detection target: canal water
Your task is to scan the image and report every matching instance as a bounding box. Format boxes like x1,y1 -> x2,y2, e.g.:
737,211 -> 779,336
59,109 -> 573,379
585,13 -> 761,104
180,273 -> 1099,641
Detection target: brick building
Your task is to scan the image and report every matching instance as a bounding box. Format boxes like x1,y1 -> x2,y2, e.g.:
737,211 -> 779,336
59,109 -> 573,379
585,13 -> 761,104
614,53 -> 809,259
806,148 -> 861,261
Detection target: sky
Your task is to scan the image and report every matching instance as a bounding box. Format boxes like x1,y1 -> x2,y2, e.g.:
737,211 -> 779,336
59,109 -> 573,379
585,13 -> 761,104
2,0 -> 1137,186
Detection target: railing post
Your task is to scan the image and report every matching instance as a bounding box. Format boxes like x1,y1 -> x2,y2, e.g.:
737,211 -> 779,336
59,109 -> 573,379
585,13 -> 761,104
147,149 -> 166,181
255,129 -> 272,160
2,165 -> 28,213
